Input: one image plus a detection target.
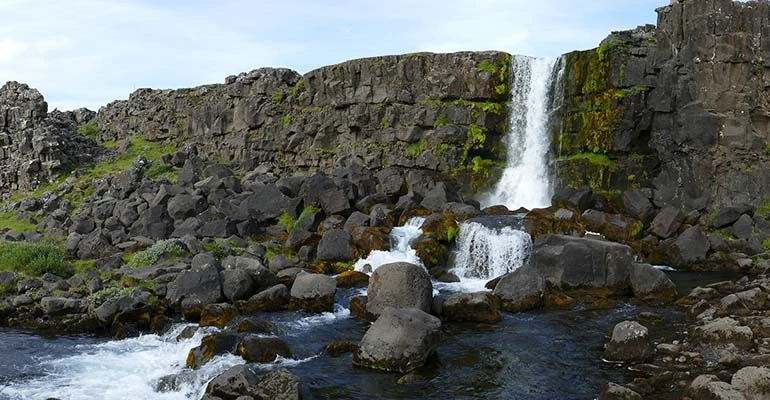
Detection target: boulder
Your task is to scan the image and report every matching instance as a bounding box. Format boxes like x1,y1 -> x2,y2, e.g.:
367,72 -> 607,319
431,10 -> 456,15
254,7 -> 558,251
581,210 -> 643,242
629,263 -> 677,302
353,307 -> 441,373
166,194 -> 207,221
493,265 -> 545,312
238,336 -> 292,363
40,296 -> 85,316
622,189 -> 654,223
317,229 -> 354,262
442,292 -> 501,323
686,375 -> 746,400
288,272 -> 336,312
204,364 -> 259,399
165,253 -> 223,311
598,383 -> 643,400
731,366 -> 770,400
199,303 -> 238,328
238,284 -> 290,313
694,317 -> 754,349
366,262 -> 433,316
674,225 -> 710,265
220,256 -> 278,302
186,333 -> 241,369
533,234 -> 632,293
651,206 -> 683,239
713,207 -> 744,229
602,320 -> 653,362
204,366 -> 301,400
252,369 -> 302,400
335,270 -> 369,288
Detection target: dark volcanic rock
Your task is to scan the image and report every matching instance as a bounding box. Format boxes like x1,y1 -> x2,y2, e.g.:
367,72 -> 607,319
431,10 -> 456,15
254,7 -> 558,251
288,272 -> 336,313
366,262 -> 433,317
602,320 -> 653,362
353,307 -> 441,373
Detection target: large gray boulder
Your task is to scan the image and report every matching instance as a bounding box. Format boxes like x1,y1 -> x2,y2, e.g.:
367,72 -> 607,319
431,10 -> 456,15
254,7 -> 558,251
219,256 -> 278,302
353,307 -> 441,373
238,284 -> 290,313
165,253 -> 223,311
694,317 -> 754,350
686,375 -> 746,400
674,225 -> 710,265
288,272 -> 336,312
533,234 -> 632,293
204,366 -> 301,400
493,265 -> 545,312
629,263 -> 677,302
651,206 -> 683,239
366,262 -> 433,316
732,367 -> 770,400
603,320 -> 653,362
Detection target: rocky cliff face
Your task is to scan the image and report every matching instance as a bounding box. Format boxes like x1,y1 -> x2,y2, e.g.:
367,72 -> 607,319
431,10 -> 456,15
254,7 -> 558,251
93,51 -> 511,193
556,0 -> 770,213
0,82 -> 97,194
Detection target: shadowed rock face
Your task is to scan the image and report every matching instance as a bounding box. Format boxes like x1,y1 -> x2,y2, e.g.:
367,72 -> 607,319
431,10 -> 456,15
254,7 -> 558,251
555,0 -> 770,212
91,52 -> 511,193
0,82 -> 98,194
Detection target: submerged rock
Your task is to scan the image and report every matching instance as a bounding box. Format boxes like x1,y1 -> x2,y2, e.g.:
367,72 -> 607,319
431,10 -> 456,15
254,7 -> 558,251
442,292 -> 501,323
353,307 -> 441,373
603,321 -> 653,362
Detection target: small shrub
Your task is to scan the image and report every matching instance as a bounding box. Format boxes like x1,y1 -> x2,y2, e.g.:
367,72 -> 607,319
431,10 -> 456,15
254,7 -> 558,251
89,286 -> 134,307
406,141 -> 427,157
127,240 -> 188,268
434,116 -> 452,128
77,122 -> 100,139
763,238 -> 770,252
0,241 -> 73,277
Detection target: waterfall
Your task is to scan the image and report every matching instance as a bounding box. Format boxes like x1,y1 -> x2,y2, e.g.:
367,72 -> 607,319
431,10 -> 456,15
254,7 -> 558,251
451,218 -> 532,281
449,56 -> 563,286
353,216 -> 426,273
482,55 -> 564,211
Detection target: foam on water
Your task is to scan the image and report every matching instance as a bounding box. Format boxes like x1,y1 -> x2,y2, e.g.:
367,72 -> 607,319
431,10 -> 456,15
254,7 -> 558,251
353,216 -> 426,273
0,324 -> 242,400
281,303 -> 352,334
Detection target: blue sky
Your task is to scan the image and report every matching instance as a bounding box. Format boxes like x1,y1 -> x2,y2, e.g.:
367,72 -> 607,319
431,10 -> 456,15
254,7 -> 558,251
0,0 -> 665,111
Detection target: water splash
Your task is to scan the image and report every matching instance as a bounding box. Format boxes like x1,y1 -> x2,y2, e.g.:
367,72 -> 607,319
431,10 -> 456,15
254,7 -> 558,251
483,56 -> 563,210
353,216 -> 426,273
451,220 -> 532,283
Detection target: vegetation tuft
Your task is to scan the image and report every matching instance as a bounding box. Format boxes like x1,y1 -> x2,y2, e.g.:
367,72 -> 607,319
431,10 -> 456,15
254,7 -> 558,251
0,241 -> 73,277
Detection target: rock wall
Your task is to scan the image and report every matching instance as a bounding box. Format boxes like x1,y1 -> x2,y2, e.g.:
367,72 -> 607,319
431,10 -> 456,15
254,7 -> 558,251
0,82 -> 97,194
94,52 -> 511,193
556,0 -> 770,213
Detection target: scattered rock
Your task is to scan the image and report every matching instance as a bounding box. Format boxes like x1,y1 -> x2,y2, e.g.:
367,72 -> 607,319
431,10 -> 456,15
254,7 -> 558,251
366,262 -> 433,316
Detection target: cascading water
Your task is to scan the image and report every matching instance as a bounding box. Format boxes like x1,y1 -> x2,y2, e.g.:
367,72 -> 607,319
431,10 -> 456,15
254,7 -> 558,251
353,216 -> 426,273
451,56 -> 564,284
452,219 -> 532,280
483,56 -> 562,211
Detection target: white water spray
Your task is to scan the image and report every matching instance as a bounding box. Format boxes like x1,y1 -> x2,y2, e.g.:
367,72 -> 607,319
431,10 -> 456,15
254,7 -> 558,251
483,56 -> 561,210
452,221 -> 532,281
353,216 -> 426,273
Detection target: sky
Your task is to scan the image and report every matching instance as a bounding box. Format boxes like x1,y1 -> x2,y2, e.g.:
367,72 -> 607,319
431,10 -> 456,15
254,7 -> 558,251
0,0 -> 666,111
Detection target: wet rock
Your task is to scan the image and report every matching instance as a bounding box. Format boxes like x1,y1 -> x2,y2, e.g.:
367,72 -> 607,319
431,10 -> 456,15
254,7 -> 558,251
731,366 -> 770,400
252,369 -> 302,400
353,307 -> 441,373
199,303 -> 238,328
335,270 -> 369,288
324,341 -> 359,357
694,317 -> 753,350
581,210 -> 643,242
366,262 -> 433,316
204,364 -> 259,399
238,336 -> 292,363
442,292 -> 501,323
603,321 -> 653,362
234,318 -> 275,334
598,382 -> 643,400
288,272 -> 336,312
493,265 -> 545,312
186,333 -> 241,369
349,295 -> 376,321
237,284 -> 290,313
629,263 -> 677,302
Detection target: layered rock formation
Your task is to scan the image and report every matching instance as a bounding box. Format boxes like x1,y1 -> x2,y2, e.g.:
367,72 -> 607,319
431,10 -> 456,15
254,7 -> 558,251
555,0 -> 770,212
93,52 -> 511,192
0,82 -> 97,194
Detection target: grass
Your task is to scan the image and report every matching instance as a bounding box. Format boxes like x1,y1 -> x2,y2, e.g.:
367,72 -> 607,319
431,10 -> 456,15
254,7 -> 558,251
145,163 -> 179,183
757,195 -> 770,219
126,240 -> 188,268
0,241 -> 73,277
278,206 -> 319,233
77,122 -> 100,139
559,152 -> 617,169
406,141 -> 427,157
434,116 -> 452,128
0,211 -> 37,232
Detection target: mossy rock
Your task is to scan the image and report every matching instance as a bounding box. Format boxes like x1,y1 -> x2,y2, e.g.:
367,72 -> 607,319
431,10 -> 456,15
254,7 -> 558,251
186,333 -> 241,369
350,227 -> 389,256
419,214 -> 459,244
522,207 -> 586,239
324,341 -> 359,357
199,303 -> 239,328
336,270 -> 369,288
412,236 -> 448,268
